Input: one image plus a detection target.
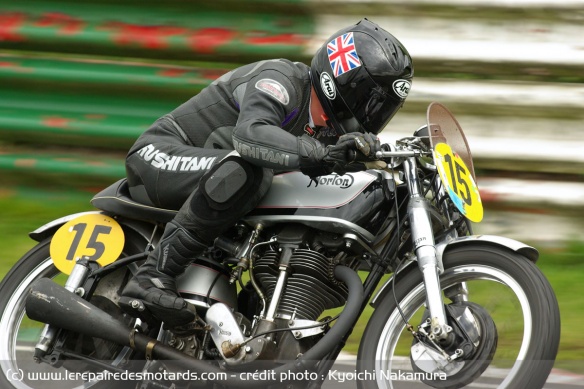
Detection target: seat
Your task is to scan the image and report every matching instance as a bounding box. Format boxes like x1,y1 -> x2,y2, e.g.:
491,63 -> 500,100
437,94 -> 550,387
91,179 -> 177,223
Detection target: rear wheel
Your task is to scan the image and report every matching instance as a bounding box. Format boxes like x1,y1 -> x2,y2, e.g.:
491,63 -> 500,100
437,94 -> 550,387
0,238 -> 143,389
357,244 -> 560,389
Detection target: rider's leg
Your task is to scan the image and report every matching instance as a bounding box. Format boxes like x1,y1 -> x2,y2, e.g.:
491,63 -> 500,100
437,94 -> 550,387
122,154 -> 273,327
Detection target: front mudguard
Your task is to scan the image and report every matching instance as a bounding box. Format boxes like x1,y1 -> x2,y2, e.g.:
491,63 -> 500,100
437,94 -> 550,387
370,234 -> 538,308
29,211 -> 101,242
437,234 -> 538,263
29,211 -> 159,246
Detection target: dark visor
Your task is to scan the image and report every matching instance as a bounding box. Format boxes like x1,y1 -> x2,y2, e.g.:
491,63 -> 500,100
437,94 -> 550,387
326,71 -> 405,135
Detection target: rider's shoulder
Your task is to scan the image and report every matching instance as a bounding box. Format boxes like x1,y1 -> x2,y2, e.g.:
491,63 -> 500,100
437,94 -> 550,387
246,58 -> 308,79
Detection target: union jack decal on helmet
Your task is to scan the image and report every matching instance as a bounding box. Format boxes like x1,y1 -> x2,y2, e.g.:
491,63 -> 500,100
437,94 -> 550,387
327,32 -> 361,78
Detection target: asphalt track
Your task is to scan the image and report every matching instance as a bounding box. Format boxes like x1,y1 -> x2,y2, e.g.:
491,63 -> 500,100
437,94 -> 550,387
321,356 -> 584,389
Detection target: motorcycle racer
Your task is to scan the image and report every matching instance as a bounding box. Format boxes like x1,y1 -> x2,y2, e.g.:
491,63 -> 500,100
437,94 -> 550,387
121,18 -> 414,328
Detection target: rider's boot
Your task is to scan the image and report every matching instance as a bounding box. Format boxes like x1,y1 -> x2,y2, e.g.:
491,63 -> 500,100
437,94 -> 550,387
121,220 -> 207,328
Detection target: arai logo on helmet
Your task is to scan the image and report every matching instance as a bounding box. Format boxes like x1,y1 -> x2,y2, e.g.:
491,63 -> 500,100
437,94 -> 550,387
392,79 -> 411,99
320,72 -> 336,100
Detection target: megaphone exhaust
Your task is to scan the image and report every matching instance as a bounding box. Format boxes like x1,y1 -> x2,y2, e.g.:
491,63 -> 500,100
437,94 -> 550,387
25,265 -> 363,389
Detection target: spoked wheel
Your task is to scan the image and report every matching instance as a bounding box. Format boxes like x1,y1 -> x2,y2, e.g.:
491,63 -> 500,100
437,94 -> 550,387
357,244 -> 560,389
0,239 -> 141,389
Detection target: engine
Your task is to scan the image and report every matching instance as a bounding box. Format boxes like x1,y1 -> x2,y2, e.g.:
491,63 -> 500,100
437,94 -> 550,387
255,248 -> 349,321
168,225 -> 356,368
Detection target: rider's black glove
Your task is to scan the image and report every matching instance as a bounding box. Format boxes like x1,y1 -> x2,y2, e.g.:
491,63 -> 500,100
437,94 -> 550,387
336,132 -> 381,162
298,132 -> 381,177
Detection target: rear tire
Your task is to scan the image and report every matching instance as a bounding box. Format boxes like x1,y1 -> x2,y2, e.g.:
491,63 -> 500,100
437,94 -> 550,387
0,238 -> 142,389
357,244 -> 560,389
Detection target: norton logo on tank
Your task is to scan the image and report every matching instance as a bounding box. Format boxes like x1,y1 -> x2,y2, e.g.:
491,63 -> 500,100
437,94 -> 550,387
256,171 -> 376,209
308,173 -> 354,189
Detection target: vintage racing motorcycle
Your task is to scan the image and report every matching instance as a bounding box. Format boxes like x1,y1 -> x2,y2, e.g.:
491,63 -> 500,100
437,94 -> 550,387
0,103 -> 560,389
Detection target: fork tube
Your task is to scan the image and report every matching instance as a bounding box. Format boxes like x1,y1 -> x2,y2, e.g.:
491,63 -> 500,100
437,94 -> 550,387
403,157 -> 450,339
34,260 -> 92,359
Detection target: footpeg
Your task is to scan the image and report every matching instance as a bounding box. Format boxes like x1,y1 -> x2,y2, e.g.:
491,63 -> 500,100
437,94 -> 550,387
119,295 -> 198,330
119,296 -> 158,326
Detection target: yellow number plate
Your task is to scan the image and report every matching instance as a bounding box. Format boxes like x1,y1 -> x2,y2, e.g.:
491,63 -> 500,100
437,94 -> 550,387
434,143 -> 483,223
50,214 -> 125,275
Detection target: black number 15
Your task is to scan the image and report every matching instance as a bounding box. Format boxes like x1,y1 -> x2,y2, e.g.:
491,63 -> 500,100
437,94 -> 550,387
444,154 -> 472,205
66,223 -> 112,261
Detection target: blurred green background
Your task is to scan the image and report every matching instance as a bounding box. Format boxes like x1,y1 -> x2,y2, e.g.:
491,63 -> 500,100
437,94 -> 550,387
1,0 -> 583,377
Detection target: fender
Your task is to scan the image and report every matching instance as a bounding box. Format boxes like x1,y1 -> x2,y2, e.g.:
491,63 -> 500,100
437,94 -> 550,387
370,234 -> 538,308
29,211 -> 158,245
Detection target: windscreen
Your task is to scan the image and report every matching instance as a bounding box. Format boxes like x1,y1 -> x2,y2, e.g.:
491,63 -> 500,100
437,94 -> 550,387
427,102 -> 476,181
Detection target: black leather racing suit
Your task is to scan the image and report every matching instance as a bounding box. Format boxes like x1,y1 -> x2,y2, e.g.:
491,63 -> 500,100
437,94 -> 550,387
125,58 -> 336,245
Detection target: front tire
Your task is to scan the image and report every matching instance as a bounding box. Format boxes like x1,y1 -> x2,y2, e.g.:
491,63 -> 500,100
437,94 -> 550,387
357,244 -> 560,389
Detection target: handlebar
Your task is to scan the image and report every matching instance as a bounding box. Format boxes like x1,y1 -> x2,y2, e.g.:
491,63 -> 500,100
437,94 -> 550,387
375,149 -> 429,159
347,144 -> 431,164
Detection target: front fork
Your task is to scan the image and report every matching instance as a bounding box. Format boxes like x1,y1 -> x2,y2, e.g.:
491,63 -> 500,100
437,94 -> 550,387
403,157 -> 451,340
34,260 -> 94,360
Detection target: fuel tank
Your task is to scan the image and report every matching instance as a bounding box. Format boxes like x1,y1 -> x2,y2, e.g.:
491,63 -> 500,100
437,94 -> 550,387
245,171 -> 390,242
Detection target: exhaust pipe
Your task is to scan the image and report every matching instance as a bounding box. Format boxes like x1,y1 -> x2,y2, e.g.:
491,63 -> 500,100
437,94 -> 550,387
27,278 -> 130,345
26,266 -> 363,387
25,278 -> 214,368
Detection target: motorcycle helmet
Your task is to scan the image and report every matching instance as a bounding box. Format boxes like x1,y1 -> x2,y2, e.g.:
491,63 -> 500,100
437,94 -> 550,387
310,18 -> 414,135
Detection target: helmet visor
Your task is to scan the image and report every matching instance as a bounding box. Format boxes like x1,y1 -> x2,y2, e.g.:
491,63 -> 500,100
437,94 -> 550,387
351,86 -> 404,135
329,72 -> 405,135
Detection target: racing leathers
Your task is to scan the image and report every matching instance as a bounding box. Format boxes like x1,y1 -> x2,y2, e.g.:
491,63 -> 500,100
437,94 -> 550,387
122,59 -> 376,327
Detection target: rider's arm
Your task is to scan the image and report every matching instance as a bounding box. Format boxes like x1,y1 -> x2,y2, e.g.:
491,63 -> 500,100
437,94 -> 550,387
231,68 -> 326,173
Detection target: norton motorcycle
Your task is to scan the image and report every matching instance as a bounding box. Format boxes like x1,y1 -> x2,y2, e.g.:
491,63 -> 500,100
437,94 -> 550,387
0,103 -> 560,389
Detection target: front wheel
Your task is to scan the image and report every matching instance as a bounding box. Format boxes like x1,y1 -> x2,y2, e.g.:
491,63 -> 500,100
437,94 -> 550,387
357,244 -> 560,389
